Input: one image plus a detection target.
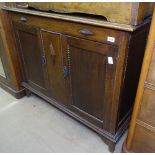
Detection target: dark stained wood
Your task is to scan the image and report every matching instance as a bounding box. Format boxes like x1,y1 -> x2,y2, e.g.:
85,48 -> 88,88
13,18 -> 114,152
13,22 -> 50,96
117,25 -> 150,130
6,8 -> 151,152
9,11 -> 124,46
62,36 -> 118,128
0,8 -> 25,98
41,30 -> 69,105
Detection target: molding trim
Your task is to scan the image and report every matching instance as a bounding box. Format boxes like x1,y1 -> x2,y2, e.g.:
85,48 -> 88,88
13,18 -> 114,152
0,81 -> 25,99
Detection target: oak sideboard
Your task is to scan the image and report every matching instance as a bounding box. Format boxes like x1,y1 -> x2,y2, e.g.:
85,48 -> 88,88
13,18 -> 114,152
2,6 -> 151,152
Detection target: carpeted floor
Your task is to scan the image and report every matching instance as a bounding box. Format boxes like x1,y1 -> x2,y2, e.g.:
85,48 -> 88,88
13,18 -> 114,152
0,87 -> 127,153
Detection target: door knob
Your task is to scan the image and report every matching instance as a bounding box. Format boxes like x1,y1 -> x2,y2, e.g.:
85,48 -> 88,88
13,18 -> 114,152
20,16 -> 27,22
41,56 -> 46,65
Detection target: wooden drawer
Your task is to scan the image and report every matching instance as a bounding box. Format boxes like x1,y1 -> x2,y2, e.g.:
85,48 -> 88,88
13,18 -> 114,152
131,124 -> 155,153
138,87 -> 155,127
10,12 -> 123,46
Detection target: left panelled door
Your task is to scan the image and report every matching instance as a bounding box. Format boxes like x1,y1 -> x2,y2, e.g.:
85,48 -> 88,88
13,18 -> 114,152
13,22 -> 50,96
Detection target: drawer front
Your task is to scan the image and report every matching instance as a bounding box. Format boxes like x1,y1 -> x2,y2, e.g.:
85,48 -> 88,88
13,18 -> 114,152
131,124 -> 155,153
10,12 -> 123,46
138,87 -> 155,127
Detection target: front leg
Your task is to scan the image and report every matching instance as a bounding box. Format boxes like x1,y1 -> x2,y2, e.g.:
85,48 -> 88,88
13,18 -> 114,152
25,88 -> 32,97
100,135 -> 116,152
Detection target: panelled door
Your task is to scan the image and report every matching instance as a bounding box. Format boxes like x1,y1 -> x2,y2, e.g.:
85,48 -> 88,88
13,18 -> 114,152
13,22 -> 49,95
62,36 -> 118,128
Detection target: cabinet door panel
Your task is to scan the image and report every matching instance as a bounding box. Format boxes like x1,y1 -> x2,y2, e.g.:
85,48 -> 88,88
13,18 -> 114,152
13,22 -> 49,94
70,46 -> 106,120
41,30 -> 69,105
63,36 -> 118,128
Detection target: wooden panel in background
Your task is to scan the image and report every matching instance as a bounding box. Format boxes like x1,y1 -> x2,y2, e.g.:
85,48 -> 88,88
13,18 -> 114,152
0,9 -> 25,98
15,2 -> 154,25
123,9 -> 155,153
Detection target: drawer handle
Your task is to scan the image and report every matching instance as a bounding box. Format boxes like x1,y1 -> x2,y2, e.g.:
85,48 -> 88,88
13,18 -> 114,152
50,42 -> 56,56
79,29 -> 94,36
41,56 -> 46,65
20,17 -> 27,22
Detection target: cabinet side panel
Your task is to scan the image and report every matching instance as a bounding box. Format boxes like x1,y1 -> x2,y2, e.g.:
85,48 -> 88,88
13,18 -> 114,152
117,25 -> 150,129
0,11 -> 23,90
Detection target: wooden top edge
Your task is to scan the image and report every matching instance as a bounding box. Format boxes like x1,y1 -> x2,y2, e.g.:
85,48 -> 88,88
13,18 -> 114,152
1,6 -> 150,32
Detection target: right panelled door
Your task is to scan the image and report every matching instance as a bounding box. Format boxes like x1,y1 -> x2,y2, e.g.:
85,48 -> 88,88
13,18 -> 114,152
62,35 -> 118,129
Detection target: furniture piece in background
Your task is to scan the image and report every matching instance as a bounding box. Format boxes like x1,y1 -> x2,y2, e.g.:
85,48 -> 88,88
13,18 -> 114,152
2,5 -> 151,152
0,5 -> 25,98
13,2 -> 154,25
123,9 -> 155,153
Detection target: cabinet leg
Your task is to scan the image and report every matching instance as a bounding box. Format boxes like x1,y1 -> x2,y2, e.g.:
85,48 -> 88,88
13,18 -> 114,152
100,136 -> 116,152
108,141 -> 116,152
25,89 -> 32,97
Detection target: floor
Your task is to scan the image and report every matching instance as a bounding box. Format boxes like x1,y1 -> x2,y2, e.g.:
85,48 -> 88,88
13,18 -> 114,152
0,87 -> 127,153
